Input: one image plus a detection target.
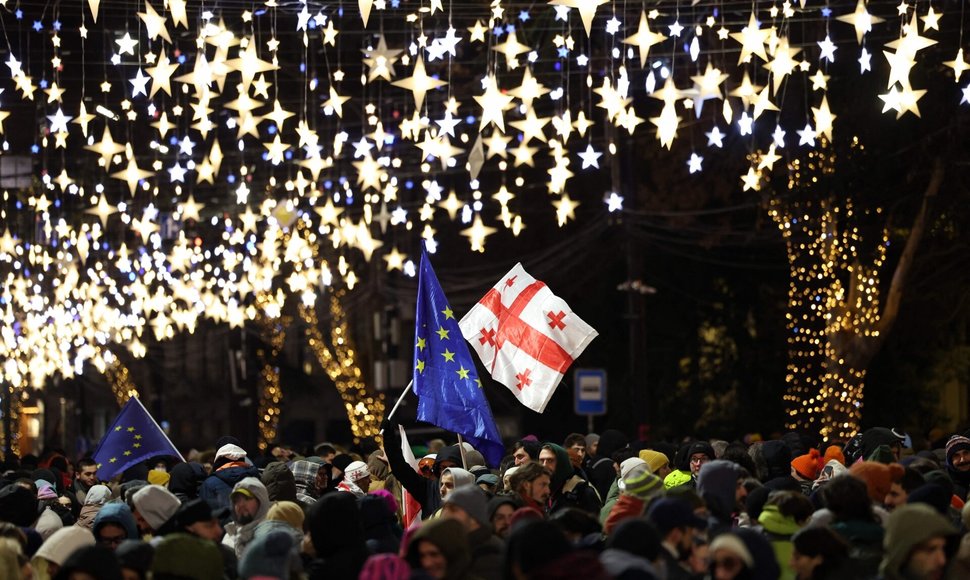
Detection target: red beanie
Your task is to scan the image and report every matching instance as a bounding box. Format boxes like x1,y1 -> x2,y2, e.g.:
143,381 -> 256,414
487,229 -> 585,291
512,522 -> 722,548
791,449 -> 824,480
823,445 -> 845,466
849,461 -> 905,503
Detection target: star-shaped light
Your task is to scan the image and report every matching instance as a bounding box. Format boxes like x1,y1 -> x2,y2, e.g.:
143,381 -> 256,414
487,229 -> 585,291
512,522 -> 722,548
129,68 -> 150,97
605,192 -> 623,212
116,32 -> 138,55
85,126 -> 126,166
322,86 -> 350,117
553,194 -> 579,226
85,195 -> 118,227
687,153 -> 703,174
474,75 -> 515,132
138,1 -> 171,43
797,123 -> 817,146
392,56 -> 447,111
146,51 -> 179,97
730,12 -> 771,64
623,11 -> 666,68
836,0 -> 884,45
817,35 -> 837,62
577,144 -> 602,169
492,30 -> 531,68
945,49 -> 970,81
547,0 -> 610,36
111,155 -> 154,195
461,215 -> 496,252
741,167 -> 762,191
362,35 -> 403,82
46,108 -> 72,133
706,126 -> 725,148
811,95 -> 837,140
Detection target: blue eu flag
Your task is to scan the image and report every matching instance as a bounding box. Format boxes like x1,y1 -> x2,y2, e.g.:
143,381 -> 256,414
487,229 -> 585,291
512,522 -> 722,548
92,397 -> 184,481
413,250 -> 504,467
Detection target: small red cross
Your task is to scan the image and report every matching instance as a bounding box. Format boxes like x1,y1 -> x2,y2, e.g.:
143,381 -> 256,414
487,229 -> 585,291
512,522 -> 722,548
547,310 -> 567,330
515,369 -> 532,390
478,327 -> 496,347
505,275 -> 518,287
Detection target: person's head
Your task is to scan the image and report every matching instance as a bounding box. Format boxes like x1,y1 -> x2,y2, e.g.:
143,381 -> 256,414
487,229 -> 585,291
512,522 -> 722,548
710,529 -> 779,580
885,466 -> 925,511
822,474 -> 876,523
849,461 -> 906,505
639,449 -> 672,479
608,518 -> 662,564
585,433 -> 599,458
512,440 -> 539,466
538,446 -> 557,473
563,433 -> 587,468
487,496 -> 519,538
130,485 -> 180,535
344,461 -> 372,492
442,486 -> 489,532
945,435 -> 970,473
646,498 -> 708,556
76,459 -> 99,488
314,443 -> 337,464
509,462 -> 552,506
687,442 -> 715,476
790,526 -> 849,580
230,477 -> 270,526
95,523 -> 128,550
505,520 -> 570,579
406,518 -> 470,580
115,540 -> 154,580
174,499 -> 223,541
882,503 -> 956,580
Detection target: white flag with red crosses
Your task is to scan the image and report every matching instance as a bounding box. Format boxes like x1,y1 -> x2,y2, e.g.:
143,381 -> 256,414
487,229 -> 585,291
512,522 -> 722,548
459,263 -> 598,413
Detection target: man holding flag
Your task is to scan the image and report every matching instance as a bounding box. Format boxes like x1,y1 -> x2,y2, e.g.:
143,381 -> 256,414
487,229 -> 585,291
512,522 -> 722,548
382,248 -> 505,521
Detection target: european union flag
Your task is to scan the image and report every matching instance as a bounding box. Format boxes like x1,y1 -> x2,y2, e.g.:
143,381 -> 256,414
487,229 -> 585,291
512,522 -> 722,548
92,397 -> 184,481
413,250 -> 504,467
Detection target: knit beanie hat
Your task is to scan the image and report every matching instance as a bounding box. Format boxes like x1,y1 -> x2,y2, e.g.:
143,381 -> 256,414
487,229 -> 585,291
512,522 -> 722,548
331,453 -> 354,473
34,526 -> 95,566
619,458 -> 648,480
881,504 -> 957,578
867,445 -> 896,464
266,501 -> 305,531
849,461 -> 905,503
150,533 -> 224,580
907,483 -> 950,515
444,485 -> 489,528
174,498 -> 214,529
945,435 -> 970,467
823,445 -> 845,466
344,461 -> 370,483
115,540 -> 154,575
131,485 -> 181,531
638,450 -> 670,474
239,529 -> 293,579
215,444 -> 247,462
791,449 -> 824,480
54,545 -> 123,580
360,553 -> 411,580
0,484 -> 38,527
709,533 -> 754,567
147,470 -> 171,487
619,470 -> 664,501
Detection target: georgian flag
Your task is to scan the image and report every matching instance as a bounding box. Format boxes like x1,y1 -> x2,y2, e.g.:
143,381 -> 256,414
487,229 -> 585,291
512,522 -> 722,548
459,263 -> 598,413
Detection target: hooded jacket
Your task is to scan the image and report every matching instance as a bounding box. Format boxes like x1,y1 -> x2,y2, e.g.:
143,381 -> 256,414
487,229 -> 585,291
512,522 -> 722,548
544,443 -> 601,515
222,477 -> 271,559
92,502 -> 139,541
697,460 -> 741,535
261,461 -> 298,503
168,462 -> 206,503
590,430 -> 629,499
759,440 -> 793,481
306,492 -> 369,579
406,518 -> 477,580
199,462 -> 259,518
291,459 -> 322,507
880,503 -> 956,580
359,494 -> 402,555
758,504 -> 801,580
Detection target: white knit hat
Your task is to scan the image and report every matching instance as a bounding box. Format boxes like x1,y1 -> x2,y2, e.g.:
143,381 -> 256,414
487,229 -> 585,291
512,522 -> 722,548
132,484 -> 181,531
34,527 -> 95,566
215,443 -> 247,461
619,457 -> 648,480
344,461 -> 370,483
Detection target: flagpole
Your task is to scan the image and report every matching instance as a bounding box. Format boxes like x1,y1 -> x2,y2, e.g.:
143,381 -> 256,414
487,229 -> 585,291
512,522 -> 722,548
456,433 -> 469,470
131,396 -> 186,462
384,380 -> 413,422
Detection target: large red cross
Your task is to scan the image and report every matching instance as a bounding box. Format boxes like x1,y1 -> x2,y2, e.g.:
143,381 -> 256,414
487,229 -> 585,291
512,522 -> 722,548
476,280 -> 574,377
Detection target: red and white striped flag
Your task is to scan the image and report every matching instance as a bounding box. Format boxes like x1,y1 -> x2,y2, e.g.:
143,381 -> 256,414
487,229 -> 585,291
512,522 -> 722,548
398,425 -> 423,528
459,263 -> 598,413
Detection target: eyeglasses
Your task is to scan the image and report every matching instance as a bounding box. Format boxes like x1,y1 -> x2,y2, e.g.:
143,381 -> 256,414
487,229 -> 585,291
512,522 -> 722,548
689,456 -> 709,465
98,535 -> 126,546
713,556 -> 742,573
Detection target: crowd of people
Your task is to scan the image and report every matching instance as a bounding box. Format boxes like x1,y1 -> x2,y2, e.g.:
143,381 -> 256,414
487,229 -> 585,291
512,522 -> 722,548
1,420 -> 970,579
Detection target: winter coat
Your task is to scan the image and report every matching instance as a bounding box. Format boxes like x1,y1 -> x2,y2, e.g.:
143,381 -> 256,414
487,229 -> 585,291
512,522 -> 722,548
305,492 -> 369,580
199,462 -> 259,517
757,504 -> 801,580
